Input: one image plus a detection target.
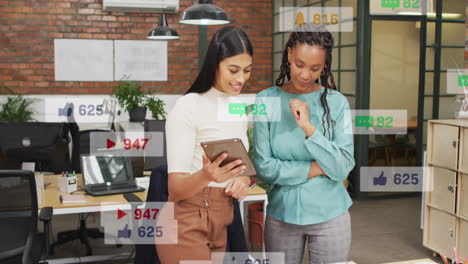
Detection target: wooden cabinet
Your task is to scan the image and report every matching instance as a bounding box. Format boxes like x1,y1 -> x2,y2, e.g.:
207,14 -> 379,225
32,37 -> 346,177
460,129 -> 468,172
430,123 -> 459,169
458,219 -> 468,259
459,174 -> 468,218
424,120 -> 468,262
428,167 -> 456,213
425,207 -> 456,258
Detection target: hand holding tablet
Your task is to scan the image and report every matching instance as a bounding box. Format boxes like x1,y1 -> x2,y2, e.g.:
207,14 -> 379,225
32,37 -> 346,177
201,138 -> 257,178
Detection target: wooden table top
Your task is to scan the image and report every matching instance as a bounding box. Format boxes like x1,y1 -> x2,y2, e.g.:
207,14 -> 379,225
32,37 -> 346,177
41,174 -> 147,210
390,120 -> 418,130
41,174 -> 266,210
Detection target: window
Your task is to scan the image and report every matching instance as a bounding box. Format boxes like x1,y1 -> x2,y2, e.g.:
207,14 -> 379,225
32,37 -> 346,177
272,0 -> 358,109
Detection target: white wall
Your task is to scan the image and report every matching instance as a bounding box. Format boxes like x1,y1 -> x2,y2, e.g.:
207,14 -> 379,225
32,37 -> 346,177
0,94 -> 180,130
370,20 -> 421,120
0,93 -> 258,129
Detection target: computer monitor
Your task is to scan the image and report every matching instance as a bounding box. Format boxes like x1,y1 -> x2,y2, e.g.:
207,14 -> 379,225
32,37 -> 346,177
0,122 -> 71,173
81,155 -> 133,186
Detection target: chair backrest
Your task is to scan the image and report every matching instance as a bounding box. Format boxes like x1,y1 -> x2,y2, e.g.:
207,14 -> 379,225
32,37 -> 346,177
0,170 -> 37,262
144,120 -> 167,171
134,165 -> 167,264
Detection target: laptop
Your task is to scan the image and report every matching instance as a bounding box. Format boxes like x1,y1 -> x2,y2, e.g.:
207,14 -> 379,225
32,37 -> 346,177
81,154 -> 145,196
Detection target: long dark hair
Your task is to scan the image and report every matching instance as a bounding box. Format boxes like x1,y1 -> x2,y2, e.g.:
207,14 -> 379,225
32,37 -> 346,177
275,30 -> 336,139
185,26 -> 253,95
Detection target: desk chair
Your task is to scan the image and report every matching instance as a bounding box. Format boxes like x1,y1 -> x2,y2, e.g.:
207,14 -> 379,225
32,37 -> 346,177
369,135 -> 392,166
49,124 -> 116,256
134,165 -> 248,264
394,132 -> 417,163
143,120 -> 167,171
0,170 -> 53,264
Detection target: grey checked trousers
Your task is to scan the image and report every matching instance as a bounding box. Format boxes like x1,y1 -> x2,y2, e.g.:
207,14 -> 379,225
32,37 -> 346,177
264,211 -> 352,264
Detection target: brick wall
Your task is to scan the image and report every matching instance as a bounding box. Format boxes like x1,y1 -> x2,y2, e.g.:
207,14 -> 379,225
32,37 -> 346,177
207,0 -> 273,91
0,0 -> 272,94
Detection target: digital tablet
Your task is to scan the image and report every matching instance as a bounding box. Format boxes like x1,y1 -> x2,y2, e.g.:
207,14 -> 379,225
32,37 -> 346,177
201,138 -> 256,177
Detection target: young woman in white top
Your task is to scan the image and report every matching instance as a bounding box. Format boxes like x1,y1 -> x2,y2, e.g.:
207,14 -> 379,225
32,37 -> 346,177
156,26 -> 253,264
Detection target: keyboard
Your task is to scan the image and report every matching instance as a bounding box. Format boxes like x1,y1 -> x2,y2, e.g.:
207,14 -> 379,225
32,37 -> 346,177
86,184 -> 144,196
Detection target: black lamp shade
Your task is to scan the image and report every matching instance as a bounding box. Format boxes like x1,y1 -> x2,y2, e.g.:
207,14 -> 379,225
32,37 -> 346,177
148,13 -> 180,40
179,0 -> 229,25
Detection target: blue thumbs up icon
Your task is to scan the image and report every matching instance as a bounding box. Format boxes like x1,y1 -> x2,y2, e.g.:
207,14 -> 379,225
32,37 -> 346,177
373,171 -> 387,186
117,224 -> 132,239
58,103 -> 73,117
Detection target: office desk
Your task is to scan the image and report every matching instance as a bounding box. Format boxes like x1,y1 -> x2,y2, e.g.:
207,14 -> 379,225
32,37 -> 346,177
40,174 -> 146,263
40,174 -> 267,263
40,174 -> 147,215
41,174 -> 266,217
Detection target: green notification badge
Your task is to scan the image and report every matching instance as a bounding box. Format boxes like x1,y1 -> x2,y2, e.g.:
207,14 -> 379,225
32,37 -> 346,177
355,115 -> 394,130
355,115 -> 374,130
220,97 -> 280,122
228,103 -> 248,117
348,110 -> 405,135
381,0 -> 421,11
381,0 -> 400,10
228,103 -> 267,117
458,75 -> 468,87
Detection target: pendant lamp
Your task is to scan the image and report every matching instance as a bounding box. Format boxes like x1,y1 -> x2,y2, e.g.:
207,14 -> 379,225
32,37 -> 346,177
148,13 -> 180,40
179,0 -> 229,26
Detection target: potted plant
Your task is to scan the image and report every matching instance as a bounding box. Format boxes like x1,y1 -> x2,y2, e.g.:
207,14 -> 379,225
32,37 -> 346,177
112,81 -> 147,122
0,86 -> 35,122
112,81 -> 167,122
146,96 -> 166,120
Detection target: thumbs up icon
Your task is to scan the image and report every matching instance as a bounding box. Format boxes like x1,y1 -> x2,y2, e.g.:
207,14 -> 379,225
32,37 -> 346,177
58,103 -> 73,117
373,171 -> 387,186
117,224 -> 132,238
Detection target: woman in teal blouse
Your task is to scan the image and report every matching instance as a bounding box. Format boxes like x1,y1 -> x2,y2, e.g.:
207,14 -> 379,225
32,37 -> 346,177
253,29 -> 354,263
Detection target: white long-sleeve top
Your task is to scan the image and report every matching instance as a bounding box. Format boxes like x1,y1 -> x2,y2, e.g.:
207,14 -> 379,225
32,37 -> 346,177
165,87 -> 249,187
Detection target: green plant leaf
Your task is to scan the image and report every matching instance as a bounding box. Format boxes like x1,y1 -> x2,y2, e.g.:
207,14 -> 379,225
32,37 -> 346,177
146,96 -> 166,120
112,81 -> 146,112
0,94 -> 35,122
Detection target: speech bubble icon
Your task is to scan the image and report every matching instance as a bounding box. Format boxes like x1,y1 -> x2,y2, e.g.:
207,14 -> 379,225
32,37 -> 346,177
381,0 -> 400,10
355,115 -> 374,130
228,103 -> 248,117
458,75 -> 468,87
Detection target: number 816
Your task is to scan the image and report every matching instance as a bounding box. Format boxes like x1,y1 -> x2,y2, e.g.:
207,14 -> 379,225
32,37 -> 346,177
312,13 -> 339,25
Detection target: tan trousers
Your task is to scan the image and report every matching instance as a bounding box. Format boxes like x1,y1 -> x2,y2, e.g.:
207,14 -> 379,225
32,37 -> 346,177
156,187 -> 234,264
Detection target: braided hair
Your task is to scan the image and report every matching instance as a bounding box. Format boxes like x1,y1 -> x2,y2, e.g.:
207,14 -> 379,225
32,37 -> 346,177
275,29 -> 336,139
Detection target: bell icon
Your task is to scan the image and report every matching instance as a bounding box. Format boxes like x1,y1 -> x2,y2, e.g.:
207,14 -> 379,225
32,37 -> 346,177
295,11 -> 305,27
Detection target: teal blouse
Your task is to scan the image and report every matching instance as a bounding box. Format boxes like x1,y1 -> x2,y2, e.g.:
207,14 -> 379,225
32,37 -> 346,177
253,86 -> 354,225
